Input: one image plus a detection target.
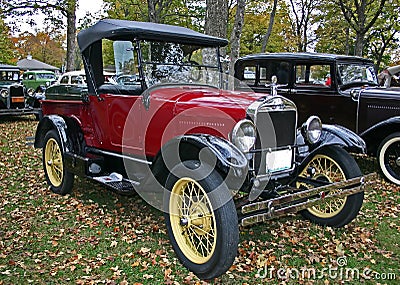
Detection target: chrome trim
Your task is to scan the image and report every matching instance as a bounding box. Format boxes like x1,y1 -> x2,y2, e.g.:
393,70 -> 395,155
247,95 -> 298,176
240,172 -> 376,226
247,95 -> 298,121
303,115 -> 322,144
230,119 -> 256,153
89,148 -> 152,165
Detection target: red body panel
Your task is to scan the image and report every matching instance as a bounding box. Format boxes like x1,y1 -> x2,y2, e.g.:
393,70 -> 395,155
41,85 -> 263,158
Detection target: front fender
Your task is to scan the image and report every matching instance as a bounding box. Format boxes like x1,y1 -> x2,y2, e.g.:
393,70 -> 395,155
360,116 -> 400,155
151,134 -> 249,191
297,124 -> 366,160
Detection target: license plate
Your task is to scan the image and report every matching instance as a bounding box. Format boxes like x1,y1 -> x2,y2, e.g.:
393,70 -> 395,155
266,148 -> 293,173
11,97 -> 24,103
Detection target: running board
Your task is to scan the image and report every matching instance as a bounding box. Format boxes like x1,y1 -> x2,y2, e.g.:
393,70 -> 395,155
91,173 -> 140,195
240,173 -> 376,227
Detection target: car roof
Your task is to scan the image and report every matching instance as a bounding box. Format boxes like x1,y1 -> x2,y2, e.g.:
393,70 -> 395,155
0,64 -> 20,72
77,19 -> 228,52
237,52 -> 373,64
24,70 -> 55,74
60,70 -> 86,77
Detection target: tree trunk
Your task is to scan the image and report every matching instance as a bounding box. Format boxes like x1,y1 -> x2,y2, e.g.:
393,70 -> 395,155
65,1 -> 76,71
354,32 -> 364,56
345,26 -> 350,55
261,0 -> 278,53
204,0 -> 229,85
147,0 -> 158,22
205,0 -> 228,40
338,0 -> 387,57
228,0 -> 246,77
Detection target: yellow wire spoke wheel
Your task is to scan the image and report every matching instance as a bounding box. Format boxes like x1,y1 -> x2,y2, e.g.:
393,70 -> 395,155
42,130 -> 74,195
299,154 -> 347,218
44,138 -> 63,187
169,177 -> 217,264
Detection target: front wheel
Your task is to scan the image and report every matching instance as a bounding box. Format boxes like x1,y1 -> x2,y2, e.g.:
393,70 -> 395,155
164,160 -> 239,280
43,129 -> 74,195
298,146 -> 363,227
377,132 -> 400,185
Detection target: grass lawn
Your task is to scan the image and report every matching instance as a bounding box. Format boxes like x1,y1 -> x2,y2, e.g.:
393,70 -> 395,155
0,116 -> 399,284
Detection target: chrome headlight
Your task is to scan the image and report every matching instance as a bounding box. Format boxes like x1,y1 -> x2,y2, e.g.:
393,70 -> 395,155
27,88 -> 35,96
1,89 -> 8,98
231,119 -> 256,153
302,116 -> 322,144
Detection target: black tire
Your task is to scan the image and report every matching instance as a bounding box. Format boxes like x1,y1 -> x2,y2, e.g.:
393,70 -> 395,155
42,129 -> 74,195
164,160 -> 238,280
298,146 -> 363,227
377,132 -> 400,185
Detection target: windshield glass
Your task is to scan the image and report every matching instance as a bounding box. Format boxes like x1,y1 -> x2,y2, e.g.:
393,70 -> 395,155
37,73 -> 56,80
140,41 -> 221,88
338,63 -> 378,87
0,71 -> 19,82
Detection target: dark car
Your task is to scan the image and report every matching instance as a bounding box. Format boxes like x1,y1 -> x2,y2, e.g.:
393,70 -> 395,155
234,52 -> 400,185
0,63 -> 40,117
33,20 -> 373,279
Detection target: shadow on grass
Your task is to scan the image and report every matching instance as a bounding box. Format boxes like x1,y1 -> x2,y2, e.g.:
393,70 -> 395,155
0,114 -> 37,124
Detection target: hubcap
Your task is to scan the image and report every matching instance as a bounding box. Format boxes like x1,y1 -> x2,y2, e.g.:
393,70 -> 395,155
298,155 -> 347,218
395,157 -> 400,167
169,178 -> 217,264
44,138 -> 63,187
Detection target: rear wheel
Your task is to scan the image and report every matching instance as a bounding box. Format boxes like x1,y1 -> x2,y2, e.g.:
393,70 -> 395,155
298,146 -> 363,227
43,129 -> 74,195
378,132 -> 400,185
164,160 -> 238,280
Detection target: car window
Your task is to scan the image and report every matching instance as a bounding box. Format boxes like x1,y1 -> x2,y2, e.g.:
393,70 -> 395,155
37,73 -> 56,80
243,66 -> 256,86
338,63 -> 377,86
60,76 -> 69,84
71,76 -> 85,85
295,64 -> 331,87
0,71 -> 19,81
259,61 -> 290,85
140,40 -> 220,88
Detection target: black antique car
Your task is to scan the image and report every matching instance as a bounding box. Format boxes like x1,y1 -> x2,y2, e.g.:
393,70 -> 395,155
34,21 -> 373,279
0,63 -> 41,117
235,53 -> 400,185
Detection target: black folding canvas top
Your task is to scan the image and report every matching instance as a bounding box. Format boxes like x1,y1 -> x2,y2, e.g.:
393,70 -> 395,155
77,19 -> 228,52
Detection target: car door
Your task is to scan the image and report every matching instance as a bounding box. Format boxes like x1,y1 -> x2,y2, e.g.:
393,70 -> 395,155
284,62 -> 358,131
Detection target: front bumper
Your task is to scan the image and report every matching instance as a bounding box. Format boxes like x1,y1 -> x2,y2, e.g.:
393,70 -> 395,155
240,172 -> 376,226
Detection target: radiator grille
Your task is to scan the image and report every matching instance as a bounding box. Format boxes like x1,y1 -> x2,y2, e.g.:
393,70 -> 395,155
253,105 -> 297,175
10,86 -> 24,97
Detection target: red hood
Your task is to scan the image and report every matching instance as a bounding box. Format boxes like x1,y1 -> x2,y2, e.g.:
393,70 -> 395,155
146,85 -> 267,143
150,85 -> 265,121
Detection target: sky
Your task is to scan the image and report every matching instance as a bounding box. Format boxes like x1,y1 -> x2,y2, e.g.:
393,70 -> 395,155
7,0 -> 105,34
76,0 -> 104,21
